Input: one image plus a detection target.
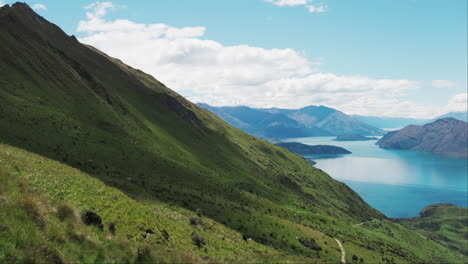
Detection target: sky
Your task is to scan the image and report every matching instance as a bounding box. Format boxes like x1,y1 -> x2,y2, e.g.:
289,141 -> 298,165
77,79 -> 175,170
1,0 -> 467,118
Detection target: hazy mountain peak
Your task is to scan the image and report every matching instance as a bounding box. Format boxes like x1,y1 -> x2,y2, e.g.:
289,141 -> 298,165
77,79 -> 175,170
200,104 -> 384,136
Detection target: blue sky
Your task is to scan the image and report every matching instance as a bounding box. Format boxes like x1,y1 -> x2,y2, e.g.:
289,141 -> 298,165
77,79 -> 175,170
1,0 -> 467,118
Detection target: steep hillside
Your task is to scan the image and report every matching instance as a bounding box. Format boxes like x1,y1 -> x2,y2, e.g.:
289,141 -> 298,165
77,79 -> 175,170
398,204 -> 468,256
377,118 -> 468,158
0,143 -> 295,263
0,3 -> 466,263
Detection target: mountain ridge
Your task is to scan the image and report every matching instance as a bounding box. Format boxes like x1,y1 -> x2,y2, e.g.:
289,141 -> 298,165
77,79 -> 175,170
199,104 -> 385,137
377,118 -> 468,158
354,111 -> 468,129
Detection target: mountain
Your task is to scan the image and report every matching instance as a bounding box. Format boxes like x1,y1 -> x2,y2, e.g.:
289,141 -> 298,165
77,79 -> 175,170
262,105 -> 385,136
200,104 -> 385,138
198,104 -> 332,138
335,134 -> 378,141
276,142 -> 351,155
0,3 -> 466,263
429,112 -> 468,123
353,115 -> 426,129
354,112 -> 468,129
377,118 -> 468,158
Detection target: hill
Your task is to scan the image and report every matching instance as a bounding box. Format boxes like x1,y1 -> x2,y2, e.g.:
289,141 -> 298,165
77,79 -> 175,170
429,112 -> 468,123
0,143 -> 292,263
398,204 -> 468,256
0,3 -> 466,263
377,118 -> 468,158
276,142 -> 352,155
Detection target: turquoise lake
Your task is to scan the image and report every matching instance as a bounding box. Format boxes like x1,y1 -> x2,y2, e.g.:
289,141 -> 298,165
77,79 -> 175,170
281,137 -> 468,218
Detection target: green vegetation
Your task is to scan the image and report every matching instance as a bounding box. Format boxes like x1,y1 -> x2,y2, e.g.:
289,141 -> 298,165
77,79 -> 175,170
0,3 -> 466,263
399,204 -> 468,257
0,143 -> 302,263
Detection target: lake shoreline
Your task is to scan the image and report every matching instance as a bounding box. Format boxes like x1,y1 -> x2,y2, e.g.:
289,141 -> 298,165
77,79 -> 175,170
282,136 -> 468,218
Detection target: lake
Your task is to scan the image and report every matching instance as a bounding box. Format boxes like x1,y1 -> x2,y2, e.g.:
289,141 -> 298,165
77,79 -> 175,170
281,137 -> 468,218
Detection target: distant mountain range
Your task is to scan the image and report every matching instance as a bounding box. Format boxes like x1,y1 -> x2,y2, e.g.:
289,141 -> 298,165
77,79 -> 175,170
199,104 -> 385,138
354,112 -> 468,129
377,118 -> 468,158
428,112 -> 468,123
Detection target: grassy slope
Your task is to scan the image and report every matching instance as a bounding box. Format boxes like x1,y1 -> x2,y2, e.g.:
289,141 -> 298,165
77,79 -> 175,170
0,143 -> 306,263
1,144 -> 465,263
0,3 -> 466,263
398,204 -> 468,257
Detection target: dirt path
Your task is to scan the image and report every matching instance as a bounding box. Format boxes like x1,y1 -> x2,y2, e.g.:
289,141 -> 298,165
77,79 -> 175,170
334,238 -> 346,264
416,232 -> 427,239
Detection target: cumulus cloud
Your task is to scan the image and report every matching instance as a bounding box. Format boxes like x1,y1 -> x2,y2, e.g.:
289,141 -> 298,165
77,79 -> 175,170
0,1 -> 5,7
265,0 -> 313,7
446,93 -> 467,113
84,1 -> 116,19
77,2 -> 459,119
432,80 -> 457,88
264,0 -> 327,13
32,3 -> 47,11
306,4 -> 327,13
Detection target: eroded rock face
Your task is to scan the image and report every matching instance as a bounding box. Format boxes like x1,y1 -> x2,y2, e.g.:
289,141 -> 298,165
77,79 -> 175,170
377,118 -> 468,158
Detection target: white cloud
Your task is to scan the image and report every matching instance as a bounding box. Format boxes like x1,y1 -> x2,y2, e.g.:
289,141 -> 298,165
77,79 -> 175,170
431,80 -> 457,88
32,4 -> 47,11
447,93 -> 467,113
265,0 -> 327,13
84,1 -> 118,19
77,2 -> 457,119
0,1 -> 5,7
306,4 -> 327,13
265,0 -> 313,7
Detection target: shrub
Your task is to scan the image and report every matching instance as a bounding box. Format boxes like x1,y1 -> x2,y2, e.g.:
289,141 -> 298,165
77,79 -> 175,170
161,229 -> 170,241
195,208 -> 203,217
191,232 -> 205,248
299,238 -> 322,251
81,211 -> 103,230
135,247 -> 154,264
109,223 -> 116,235
189,217 -> 200,226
